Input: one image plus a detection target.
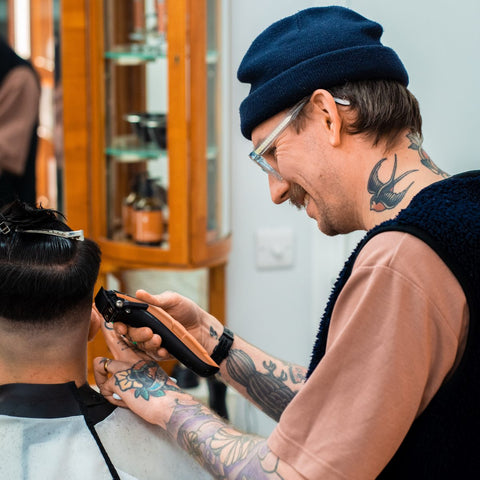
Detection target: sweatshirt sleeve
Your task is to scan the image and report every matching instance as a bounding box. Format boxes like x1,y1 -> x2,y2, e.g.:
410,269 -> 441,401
0,66 -> 40,175
268,231 -> 468,480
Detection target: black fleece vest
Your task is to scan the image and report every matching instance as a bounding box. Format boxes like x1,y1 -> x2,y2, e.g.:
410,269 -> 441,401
307,171 -> 480,478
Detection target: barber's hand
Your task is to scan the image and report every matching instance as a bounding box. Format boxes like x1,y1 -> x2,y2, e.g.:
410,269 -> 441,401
94,355 -> 191,428
112,289 -> 224,360
97,305 -> 156,364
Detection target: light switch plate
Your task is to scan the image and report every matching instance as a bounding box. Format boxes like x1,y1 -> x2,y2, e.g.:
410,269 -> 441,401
255,227 -> 294,269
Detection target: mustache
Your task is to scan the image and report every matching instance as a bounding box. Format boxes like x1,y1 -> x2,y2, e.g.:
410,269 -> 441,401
289,183 -> 307,209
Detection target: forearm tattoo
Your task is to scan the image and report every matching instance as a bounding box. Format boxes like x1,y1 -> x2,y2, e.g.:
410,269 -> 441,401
112,360 -> 288,479
170,402 -> 286,479
225,349 -> 305,421
209,326 -> 304,419
407,132 -> 449,178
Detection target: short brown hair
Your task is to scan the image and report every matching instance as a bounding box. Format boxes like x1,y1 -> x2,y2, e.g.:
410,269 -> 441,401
296,80 -> 422,152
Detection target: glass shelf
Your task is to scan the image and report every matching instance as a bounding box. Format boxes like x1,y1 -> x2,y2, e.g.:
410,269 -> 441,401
206,50 -> 219,64
106,135 -> 167,161
105,46 -> 219,66
104,44 -> 166,64
207,146 -> 218,160
110,228 -> 170,249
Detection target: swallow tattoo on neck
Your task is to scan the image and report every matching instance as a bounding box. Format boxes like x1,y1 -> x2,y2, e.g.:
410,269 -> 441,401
368,156 -> 418,212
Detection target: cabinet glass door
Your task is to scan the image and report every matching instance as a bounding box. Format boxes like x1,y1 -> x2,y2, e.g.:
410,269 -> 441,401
206,0 -> 230,242
97,0 -> 230,266
103,0 -> 170,249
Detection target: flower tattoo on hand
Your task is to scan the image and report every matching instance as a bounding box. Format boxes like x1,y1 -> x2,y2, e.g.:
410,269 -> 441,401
115,361 -> 178,400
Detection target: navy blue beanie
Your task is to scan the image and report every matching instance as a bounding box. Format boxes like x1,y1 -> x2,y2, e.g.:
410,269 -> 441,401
238,6 -> 409,139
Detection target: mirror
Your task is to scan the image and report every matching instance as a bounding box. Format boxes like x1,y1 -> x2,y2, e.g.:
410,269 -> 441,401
0,0 -> 63,211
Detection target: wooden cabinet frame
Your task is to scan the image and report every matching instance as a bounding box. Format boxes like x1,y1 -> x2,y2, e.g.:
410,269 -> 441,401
62,0 -> 230,270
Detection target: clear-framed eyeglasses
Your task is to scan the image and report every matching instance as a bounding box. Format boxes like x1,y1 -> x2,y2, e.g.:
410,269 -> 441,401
248,95 -> 351,181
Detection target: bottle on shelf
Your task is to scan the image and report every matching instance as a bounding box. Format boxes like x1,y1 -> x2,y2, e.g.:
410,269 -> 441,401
122,172 -> 146,239
132,0 -> 146,41
155,0 -> 167,54
155,178 -> 168,236
132,176 -> 165,246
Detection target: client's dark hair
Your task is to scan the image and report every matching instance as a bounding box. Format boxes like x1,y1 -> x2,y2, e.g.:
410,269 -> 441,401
0,200 -> 101,323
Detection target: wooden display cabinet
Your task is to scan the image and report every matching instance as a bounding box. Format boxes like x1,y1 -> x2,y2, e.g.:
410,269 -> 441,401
59,0 -> 231,382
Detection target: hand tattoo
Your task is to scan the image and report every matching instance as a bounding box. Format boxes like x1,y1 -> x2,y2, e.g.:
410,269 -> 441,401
210,326 -> 219,340
114,361 -> 178,400
103,320 -> 114,330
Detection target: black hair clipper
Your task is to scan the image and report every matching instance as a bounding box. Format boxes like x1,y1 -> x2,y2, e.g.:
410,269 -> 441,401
95,287 -> 219,377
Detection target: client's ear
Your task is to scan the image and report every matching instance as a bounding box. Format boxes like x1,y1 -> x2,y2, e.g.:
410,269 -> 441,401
88,305 -> 102,342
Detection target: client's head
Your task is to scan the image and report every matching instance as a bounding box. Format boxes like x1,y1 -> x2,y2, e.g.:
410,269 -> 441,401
0,200 -> 101,384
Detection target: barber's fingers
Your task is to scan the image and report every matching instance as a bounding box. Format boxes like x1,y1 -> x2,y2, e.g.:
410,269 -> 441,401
93,357 -> 127,407
136,289 -> 200,328
113,323 -> 159,345
112,322 -> 128,336
100,320 -> 142,363
135,289 -> 179,309
112,323 -> 171,360
135,289 -> 162,306
91,304 -> 104,324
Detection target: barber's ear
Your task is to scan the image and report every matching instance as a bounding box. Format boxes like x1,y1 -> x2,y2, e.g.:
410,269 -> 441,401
88,305 -> 102,342
310,89 -> 343,147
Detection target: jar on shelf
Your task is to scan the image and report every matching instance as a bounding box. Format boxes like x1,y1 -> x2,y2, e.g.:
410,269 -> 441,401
143,114 -> 167,149
132,176 -> 165,246
122,171 -> 145,239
